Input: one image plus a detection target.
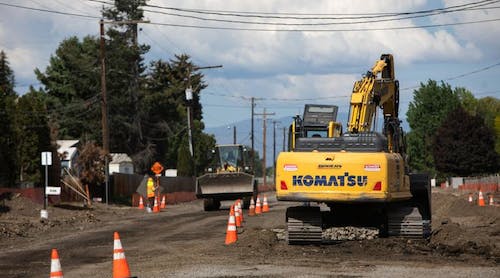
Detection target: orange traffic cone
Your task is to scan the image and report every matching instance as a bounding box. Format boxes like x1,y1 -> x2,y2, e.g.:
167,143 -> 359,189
113,232 -> 131,278
478,190 -> 486,206
153,196 -> 160,213
225,205 -> 238,245
468,193 -> 473,204
237,199 -> 244,222
489,195 -> 495,206
160,195 -> 166,209
50,248 -> 63,278
235,201 -> 242,228
138,196 -> 145,210
262,195 -> 269,213
255,195 -> 262,215
248,198 -> 255,216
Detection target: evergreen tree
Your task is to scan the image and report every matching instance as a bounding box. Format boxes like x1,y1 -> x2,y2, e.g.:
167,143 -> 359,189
433,107 -> 499,176
102,0 -> 150,155
14,88 -> 52,184
35,36 -> 101,141
0,50 -> 18,186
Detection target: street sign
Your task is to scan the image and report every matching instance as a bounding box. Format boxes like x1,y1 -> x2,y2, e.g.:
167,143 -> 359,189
46,186 -> 61,196
41,152 -> 52,166
151,162 -> 164,175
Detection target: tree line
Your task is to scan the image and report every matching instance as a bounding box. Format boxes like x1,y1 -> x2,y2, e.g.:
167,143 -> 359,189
0,0 -> 217,188
406,80 -> 499,179
0,0 -> 498,190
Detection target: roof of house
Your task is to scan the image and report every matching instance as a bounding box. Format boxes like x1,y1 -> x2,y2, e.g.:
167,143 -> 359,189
110,153 -> 133,164
56,140 -> 79,161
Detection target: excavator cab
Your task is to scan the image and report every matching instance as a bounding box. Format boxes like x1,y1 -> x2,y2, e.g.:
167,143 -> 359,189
288,104 -> 342,151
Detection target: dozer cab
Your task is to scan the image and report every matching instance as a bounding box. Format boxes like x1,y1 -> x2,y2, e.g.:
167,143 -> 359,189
196,144 -> 257,211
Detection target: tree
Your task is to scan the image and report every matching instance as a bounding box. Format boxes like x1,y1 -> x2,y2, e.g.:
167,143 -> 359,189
14,88 -> 52,183
102,0 -> 150,155
35,36 -> 101,141
0,50 -> 18,186
406,80 -> 461,175
139,55 -> 211,175
433,107 -> 499,176
75,141 -> 109,197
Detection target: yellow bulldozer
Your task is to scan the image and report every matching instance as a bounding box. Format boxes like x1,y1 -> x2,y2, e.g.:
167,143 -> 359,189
196,144 -> 257,211
276,54 -> 431,244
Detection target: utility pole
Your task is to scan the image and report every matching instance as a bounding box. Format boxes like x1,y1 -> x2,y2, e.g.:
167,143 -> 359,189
251,97 -> 255,170
185,65 -> 222,177
273,121 -> 279,185
100,19 -> 149,205
283,127 -> 286,151
255,108 -> 275,187
233,125 -> 237,144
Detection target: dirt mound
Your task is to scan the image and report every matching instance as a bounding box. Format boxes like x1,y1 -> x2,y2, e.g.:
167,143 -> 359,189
430,191 -> 499,261
0,195 -> 142,244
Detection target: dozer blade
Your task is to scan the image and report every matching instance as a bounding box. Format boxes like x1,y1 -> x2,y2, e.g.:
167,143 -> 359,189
196,172 -> 255,197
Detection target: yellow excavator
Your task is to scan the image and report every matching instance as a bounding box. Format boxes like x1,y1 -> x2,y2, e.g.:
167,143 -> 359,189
276,54 -> 431,244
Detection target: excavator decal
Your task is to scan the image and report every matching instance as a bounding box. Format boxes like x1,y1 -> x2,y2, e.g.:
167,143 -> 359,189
292,174 -> 368,187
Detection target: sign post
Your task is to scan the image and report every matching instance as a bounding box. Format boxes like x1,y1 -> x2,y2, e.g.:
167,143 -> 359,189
41,151 -> 52,219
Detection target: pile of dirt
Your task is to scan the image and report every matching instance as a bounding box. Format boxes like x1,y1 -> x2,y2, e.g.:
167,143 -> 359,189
0,194 -> 141,243
429,191 -> 499,261
265,190 -> 499,264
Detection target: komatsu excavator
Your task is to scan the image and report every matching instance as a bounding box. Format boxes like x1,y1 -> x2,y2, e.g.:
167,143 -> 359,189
276,54 -> 431,244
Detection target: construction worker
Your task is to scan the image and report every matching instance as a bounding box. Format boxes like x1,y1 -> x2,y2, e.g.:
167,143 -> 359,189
146,177 -> 155,210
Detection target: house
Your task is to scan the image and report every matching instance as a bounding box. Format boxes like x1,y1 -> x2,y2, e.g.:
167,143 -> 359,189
109,153 -> 134,174
57,140 -> 79,173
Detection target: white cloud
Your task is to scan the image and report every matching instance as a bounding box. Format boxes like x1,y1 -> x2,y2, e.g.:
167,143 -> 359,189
0,0 -> 498,123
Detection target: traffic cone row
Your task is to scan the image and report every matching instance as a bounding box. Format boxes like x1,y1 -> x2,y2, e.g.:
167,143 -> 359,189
50,232 -> 132,278
467,190 -> 498,207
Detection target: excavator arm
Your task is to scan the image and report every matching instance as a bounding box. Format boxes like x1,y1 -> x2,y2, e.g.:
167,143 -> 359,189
347,54 -> 402,153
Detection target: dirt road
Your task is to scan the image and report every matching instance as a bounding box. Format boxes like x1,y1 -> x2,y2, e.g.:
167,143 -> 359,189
0,190 -> 499,277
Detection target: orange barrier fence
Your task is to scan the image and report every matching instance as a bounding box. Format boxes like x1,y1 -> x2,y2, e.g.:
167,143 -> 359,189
455,175 -> 499,193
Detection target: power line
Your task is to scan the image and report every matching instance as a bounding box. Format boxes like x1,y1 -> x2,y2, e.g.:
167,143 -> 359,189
0,1 -> 100,19
148,17 -> 500,32
401,60 -> 500,91
139,0 -> 500,27
3,1 -> 499,32
141,0 -> 498,20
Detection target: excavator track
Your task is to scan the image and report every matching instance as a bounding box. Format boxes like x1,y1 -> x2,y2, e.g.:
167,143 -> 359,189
286,206 -> 322,244
387,206 -> 431,238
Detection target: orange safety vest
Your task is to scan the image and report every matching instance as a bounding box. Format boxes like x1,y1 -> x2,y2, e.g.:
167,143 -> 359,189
147,178 -> 155,198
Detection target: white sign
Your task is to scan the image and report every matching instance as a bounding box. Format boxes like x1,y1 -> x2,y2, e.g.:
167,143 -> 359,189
41,152 -> 52,166
46,186 -> 61,195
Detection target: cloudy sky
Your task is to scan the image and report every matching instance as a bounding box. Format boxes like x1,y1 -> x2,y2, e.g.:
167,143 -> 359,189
1,0 -> 499,132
